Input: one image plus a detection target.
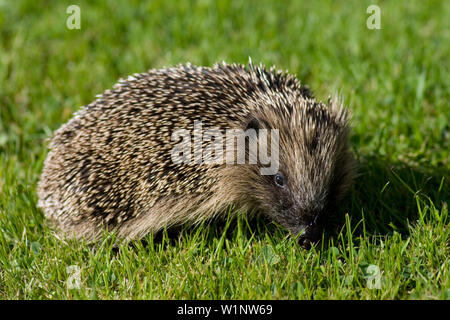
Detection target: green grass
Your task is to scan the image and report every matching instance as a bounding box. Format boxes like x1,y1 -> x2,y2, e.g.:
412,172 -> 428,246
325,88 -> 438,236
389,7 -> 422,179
0,0 -> 448,299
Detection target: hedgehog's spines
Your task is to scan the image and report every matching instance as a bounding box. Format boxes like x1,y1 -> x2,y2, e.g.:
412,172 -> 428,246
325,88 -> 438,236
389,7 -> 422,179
38,61 -> 354,242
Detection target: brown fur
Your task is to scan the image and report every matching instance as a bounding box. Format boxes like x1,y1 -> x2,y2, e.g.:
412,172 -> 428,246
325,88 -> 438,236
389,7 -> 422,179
38,62 -> 355,243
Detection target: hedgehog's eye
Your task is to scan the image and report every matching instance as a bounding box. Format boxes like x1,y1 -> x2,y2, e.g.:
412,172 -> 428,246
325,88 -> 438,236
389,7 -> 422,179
274,172 -> 285,187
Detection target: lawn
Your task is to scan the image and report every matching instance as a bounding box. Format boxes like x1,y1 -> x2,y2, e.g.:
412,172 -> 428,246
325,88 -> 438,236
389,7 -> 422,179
0,0 -> 448,299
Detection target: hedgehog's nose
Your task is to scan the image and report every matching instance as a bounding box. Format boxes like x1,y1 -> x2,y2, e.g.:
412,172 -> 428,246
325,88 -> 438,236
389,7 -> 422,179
297,236 -> 313,249
296,220 -> 321,249
297,231 -> 321,249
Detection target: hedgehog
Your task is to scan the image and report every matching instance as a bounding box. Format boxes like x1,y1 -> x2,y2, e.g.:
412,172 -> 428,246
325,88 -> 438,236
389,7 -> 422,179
38,61 -> 355,247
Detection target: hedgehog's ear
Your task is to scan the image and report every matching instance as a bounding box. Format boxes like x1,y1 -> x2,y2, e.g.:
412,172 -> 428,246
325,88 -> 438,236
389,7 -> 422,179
245,117 -> 262,131
242,117 -> 261,164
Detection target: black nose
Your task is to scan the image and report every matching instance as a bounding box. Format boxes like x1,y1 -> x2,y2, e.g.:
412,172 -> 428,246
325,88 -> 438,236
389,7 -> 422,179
297,222 -> 321,249
297,236 -> 312,248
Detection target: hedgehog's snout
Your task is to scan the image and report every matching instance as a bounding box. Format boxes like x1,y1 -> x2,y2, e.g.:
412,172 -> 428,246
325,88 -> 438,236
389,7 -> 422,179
269,187 -> 328,248
296,224 -> 322,249
291,213 -> 324,249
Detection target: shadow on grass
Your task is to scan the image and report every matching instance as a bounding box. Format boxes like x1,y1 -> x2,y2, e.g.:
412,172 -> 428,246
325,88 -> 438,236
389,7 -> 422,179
340,154 -> 448,236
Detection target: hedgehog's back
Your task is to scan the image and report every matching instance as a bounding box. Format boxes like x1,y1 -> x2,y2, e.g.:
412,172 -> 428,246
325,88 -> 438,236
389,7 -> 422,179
38,63 -> 312,240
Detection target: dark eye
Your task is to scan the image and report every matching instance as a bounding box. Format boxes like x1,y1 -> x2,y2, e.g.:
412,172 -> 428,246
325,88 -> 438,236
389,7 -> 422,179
274,172 -> 285,187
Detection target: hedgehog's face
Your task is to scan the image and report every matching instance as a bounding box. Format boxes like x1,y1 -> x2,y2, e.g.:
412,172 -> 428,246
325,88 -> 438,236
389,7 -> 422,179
245,104 -> 355,248
263,142 -> 354,248
262,168 -> 341,248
